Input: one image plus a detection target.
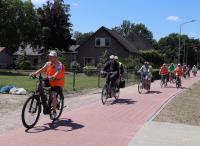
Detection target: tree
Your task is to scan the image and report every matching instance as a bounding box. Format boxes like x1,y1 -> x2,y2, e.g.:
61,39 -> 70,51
133,23 -> 153,43
112,20 -> 135,39
112,20 -> 154,44
0,0 -> 39,53
157,33 -> 200,65
73,31 -> 93,45
158,33 -> 180,63
37,0 -> 75,51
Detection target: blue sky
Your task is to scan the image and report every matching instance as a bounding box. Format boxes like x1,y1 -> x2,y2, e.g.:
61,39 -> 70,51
31,0 -> 200,41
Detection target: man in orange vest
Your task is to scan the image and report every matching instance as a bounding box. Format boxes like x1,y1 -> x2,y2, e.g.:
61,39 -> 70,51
31,50 -> 65,119
175,64 -> 183,86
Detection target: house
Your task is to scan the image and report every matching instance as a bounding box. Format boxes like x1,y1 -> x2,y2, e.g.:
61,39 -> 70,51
62,45 -> 79,69
76,26 -> 153,67
13,44 -> 45,69
13,44 -> 79,70
0,47 -> 11,68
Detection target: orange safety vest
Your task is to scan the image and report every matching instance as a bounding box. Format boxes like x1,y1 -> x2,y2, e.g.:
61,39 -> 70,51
46,63 -> 65,87
175,67 -> 183,76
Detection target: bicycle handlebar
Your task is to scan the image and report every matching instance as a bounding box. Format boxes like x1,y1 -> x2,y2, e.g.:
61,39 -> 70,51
100,71 -> 114,74
30,73 -> 43,80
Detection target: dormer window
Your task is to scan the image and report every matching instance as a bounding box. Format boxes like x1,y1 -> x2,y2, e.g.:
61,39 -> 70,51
95,37 -> 111,47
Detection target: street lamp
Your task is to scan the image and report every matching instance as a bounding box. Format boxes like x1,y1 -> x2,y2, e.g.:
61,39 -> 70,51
178,19 -> 196,64
194,46 -> 199,67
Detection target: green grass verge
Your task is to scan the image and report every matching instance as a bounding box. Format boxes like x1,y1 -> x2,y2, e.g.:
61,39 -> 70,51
0,70 -> 137,92
0,73 -> 106,92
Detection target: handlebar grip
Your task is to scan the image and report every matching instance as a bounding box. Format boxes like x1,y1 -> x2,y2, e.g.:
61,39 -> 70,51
30,74 -> 36,79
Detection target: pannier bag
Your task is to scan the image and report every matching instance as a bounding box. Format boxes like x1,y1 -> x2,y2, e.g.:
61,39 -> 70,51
119,79 -> 125,88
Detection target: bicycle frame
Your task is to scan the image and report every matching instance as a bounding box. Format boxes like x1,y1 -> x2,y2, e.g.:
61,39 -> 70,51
101,71 -> 119,104
31,75 -> 50,114
141,77 -> 150,90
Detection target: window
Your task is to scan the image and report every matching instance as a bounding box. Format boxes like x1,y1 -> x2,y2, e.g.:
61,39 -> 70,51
34,58 -> 38,64
84,57 -> 95,66
105,38 -> 111,47
95,37 -> 111,47
95,38 -> 101,46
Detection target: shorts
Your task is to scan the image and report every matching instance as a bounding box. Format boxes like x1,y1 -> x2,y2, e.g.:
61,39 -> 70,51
49,86 -> 64,99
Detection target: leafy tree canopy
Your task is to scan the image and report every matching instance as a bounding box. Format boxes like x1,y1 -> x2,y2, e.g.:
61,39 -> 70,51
73,31 -> 94,45
37,0 -> 75,51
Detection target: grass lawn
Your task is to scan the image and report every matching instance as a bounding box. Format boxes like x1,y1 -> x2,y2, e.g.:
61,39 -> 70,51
0,69 -> 138,92
154,80 -> 200,126
0,73 -> 106,92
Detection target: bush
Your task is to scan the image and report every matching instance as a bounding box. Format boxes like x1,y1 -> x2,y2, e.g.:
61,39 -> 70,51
70,61 -> 80,72
83,66 -> 97,76
141,50 -> 164,68
14,55 -> 32,70
120,56 -> 142,71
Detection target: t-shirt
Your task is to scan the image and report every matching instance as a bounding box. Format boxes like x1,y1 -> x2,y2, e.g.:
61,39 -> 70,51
168,65 -> 175,72
43,61 -> 62,72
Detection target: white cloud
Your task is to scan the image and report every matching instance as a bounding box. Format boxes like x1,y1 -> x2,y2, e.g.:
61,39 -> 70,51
167,16 -> 181,22
188,33 -> 200,39
71,3 -> 79,6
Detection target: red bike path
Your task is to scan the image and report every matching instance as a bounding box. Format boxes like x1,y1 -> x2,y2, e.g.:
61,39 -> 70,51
0,75 -> 199,146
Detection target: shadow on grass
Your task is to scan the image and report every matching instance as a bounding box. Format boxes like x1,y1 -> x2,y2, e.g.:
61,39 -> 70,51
25,118 -> 84,133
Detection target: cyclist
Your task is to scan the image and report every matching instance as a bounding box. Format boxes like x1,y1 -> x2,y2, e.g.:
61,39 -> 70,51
114,56 -> 124,91
175,64 -> 183,86
30,50 -> 65,119
102,55 -> 120,93
192,65 -> 197,76
186,65 -> 191,77
183,65 -> 187,78
137,61 -> 150,88
159,63 -> 169,85
148,62 -> 153,82
168,63 -> 175,82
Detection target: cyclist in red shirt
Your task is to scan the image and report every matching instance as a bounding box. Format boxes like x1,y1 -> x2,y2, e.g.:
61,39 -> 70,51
175,64 -> 183,86
159,63 -> 169,83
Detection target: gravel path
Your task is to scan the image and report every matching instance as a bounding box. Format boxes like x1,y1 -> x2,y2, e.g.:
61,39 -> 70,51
0,88 -> 102,135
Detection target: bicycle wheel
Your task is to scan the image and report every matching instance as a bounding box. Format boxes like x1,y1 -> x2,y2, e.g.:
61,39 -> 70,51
172,78 -> 176,83
138,82 -> 143,94
101,85 -> 108,104
114,90 -> 120,101
164,78 -> 167,87
21,95 -> 41,129
176,78 -> 180,88
49,92 -> 64,120
160,79 -> 164,88
176,81 -> 179,88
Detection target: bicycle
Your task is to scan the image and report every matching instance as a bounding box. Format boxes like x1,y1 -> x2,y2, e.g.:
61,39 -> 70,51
138,75 -> 150,94
192,70 -> 197,77
21,74 -> 64,129
175,75 -> 181,88
169,72 -> 176,83
160,75 -> 168,88
101,72 -> 119,104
